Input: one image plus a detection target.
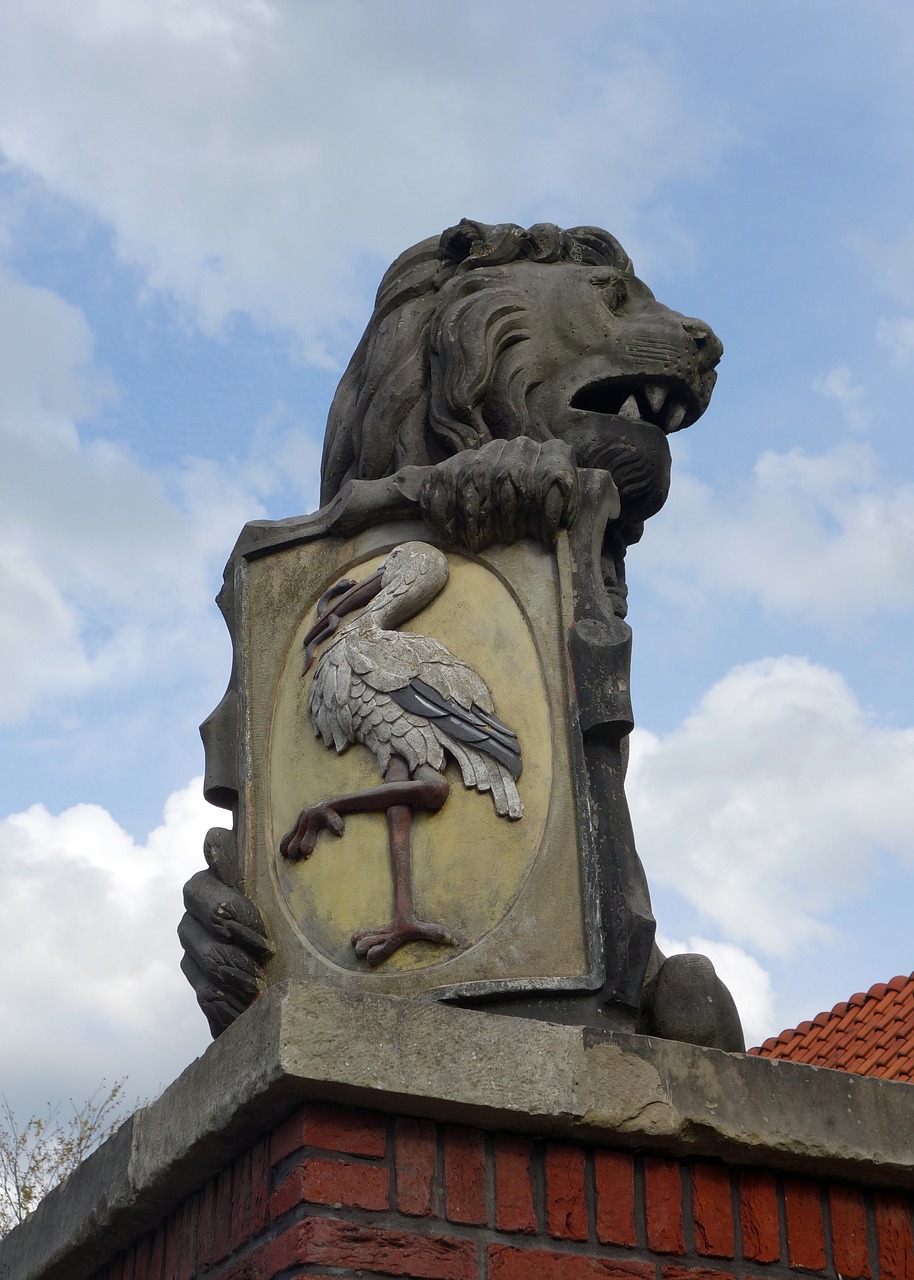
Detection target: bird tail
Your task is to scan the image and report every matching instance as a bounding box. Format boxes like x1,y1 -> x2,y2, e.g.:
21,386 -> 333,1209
443,738 -> 523,820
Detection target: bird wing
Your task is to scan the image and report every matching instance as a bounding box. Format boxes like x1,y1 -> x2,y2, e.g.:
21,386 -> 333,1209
309,645 -> 354,753
390,677 -> 522,781
350,631 -> 421,692
334,628 -> 522,805
353,631 -> 490,705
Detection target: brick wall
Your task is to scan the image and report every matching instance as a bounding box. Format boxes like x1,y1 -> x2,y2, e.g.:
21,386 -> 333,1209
89,1101 -> 914,1280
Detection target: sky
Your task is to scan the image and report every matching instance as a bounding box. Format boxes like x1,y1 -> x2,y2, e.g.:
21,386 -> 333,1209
3,0 -> 914,1119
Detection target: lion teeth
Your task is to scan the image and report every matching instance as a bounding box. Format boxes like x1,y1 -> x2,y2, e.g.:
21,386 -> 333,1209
644,383 -> 667,413
619,394 -> 641,420
666,401 -> 687,430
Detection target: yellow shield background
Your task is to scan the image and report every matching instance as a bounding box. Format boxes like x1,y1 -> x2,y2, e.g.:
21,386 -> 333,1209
237,519 -> 596,999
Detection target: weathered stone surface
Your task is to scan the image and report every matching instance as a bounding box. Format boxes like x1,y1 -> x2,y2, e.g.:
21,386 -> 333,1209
179,218 -> 738,1052
4,981 -> 914,1280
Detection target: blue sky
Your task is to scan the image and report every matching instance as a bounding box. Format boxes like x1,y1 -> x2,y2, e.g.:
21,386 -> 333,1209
3,0 -> 914,1116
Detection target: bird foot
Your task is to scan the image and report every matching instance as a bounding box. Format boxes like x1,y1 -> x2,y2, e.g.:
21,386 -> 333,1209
352,917 -> 454,966
279,802 -> 345,861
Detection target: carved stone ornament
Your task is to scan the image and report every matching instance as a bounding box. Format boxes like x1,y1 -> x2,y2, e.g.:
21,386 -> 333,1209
200,488 -> 613,999
181,219 -> 744,1053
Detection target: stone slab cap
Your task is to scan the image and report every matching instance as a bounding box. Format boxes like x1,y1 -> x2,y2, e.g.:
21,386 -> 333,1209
4,980 -> 914,1280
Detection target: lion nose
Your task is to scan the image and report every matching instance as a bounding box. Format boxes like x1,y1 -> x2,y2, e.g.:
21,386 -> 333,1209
681,317 -> 723,373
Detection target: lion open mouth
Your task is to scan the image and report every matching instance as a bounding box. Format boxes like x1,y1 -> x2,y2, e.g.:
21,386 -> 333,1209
569,377 -> 697,433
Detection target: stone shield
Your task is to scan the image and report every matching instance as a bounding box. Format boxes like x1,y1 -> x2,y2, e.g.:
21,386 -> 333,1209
202,471 -> 626,1002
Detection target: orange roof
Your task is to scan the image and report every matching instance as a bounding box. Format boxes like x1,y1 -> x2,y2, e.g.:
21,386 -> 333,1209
750,972 -> 914,1082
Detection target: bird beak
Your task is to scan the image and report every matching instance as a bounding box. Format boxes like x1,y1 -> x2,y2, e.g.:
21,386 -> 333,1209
301,565 -> 386,671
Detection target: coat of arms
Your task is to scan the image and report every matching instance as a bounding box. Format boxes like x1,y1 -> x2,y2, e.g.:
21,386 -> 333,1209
180,219 -> 744,1054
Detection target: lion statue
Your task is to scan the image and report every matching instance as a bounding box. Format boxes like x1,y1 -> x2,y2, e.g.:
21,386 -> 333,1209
323,219 -> 720,572
179,220 -> 743,1053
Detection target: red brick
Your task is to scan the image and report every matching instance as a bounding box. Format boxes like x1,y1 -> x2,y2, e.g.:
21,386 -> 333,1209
594,1150 -> 636,1247
194,1176 -> 217,1271
489,1244 -> 652,1279
830,1184 -> 870,1278
162,1212 -> 179,1280
691,1163 -> 734,1258
148,1227 -> 165,1280
213,1249 -> 262,1280
271,1155 -> 389,1216
230,1147 -> 252,1251
211,1163 -> 233,1265
545,1143 -> 588,1241
270,1102 -> 387,1163
739,1171 -> 780,1264
270,1107 -> 304,1165
165,1198 -> 197,1280
663,1270 -> 736,1280
263,1216 -> 476,1279
160,1218 -> 176,1280
444,1125 -> 487,1225
875,1192 -> 914,1280
784,1178 -> 826,1271
131,1233 -> 152,1280
128,1239 -> 144,1280
182,1197 -> 200,1280
644,1157 -> 685,1255
494,1135 -> 537,1234
395,1116 -> 439,1217
250,1137 -> 270,1234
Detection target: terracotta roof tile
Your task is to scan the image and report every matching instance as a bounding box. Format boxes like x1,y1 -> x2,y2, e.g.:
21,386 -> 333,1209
750,972 -> 914,1082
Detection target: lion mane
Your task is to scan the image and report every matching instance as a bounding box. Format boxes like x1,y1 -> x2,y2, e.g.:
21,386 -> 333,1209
320,219 -> 634,506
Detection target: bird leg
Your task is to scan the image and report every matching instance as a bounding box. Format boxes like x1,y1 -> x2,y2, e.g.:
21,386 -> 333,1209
351,757 -> 455,966
279,762 -> 448,861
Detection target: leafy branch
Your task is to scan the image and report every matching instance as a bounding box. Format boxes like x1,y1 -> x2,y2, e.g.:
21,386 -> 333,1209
0,1080 -> 128,1236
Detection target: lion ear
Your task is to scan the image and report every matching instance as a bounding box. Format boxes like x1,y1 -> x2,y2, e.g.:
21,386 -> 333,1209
439,220 -> 527,269
439,219 -> 481,265
521,223 -> 569,263
566,226 -> 634,274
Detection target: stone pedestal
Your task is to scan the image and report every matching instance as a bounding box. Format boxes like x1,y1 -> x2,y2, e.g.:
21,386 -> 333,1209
2,983 -> 913,1279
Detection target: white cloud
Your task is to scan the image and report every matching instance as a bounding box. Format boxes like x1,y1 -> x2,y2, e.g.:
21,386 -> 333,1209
857,220 -> 914,309
0,1 -> 733,358
0,270 -> 111,427
0,778 -> 214,1116
657,932 -> 774,1047
0,266 -> 323,722
811,364 -> 870,432
876,316 -> 914,365
628,656 -> 914,957
640,443 -> 914,623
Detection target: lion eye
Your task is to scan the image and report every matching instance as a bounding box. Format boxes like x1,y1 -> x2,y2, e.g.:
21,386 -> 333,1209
593,276 -> 628,313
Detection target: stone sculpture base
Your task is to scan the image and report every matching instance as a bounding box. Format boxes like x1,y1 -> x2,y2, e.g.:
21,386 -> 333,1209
3,985 -> 913,1279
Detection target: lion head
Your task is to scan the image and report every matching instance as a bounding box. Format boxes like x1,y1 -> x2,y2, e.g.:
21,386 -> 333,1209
320,220 -> 722,528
